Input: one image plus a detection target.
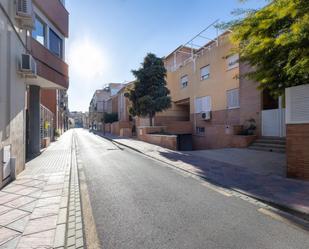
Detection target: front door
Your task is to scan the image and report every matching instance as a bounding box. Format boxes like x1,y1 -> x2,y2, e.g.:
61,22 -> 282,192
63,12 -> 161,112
261,95 -> 286,137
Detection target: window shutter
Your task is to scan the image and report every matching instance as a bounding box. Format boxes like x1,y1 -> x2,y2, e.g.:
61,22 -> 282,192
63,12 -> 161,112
286,84 -> 309,124
227,88 -> 239,109
195,96 -> 211,113
200,65 -> 210,80
227,54 -> 239,70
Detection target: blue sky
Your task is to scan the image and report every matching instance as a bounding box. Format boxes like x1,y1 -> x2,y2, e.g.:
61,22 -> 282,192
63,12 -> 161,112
66,0 -> 266,112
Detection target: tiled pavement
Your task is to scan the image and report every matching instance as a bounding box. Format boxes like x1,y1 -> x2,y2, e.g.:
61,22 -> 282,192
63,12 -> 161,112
98,132 -> 309,216
0,130 -> 85,249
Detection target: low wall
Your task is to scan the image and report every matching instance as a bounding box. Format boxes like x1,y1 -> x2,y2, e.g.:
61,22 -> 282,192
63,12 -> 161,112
139,134 -> 178,150
120,128 -> 132,137
137,126 -> 167,137
193,124 -> 256,150
105,123 -> 111,133
286,124 -> 309,180
111,121 -> 131,136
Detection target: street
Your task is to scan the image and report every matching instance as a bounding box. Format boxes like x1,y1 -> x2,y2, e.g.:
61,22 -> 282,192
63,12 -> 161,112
74,129 -> 309,249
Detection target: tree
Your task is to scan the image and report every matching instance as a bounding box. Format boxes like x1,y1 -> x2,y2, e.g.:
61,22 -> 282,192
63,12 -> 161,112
125,53 -> 171,126
103,112 -> 118,124
224,0 -> 309,97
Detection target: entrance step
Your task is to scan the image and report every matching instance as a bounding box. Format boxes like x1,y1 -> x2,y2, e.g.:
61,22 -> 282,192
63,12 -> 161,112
249,137 -> 286,153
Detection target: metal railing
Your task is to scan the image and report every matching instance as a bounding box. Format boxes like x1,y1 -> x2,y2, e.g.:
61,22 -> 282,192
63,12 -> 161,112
40,104 -> 54,148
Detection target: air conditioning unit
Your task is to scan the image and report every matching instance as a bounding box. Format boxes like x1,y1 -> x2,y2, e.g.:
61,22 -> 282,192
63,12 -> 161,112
201,111 -> 211,120
16,0 -> 34,29
19,53 -> 37,77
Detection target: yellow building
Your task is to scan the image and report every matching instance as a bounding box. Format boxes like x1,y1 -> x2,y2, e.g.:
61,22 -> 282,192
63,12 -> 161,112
156,31 -> 264,149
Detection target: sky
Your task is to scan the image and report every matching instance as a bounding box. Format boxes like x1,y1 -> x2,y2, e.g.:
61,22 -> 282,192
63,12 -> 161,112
66,0 -> 266,112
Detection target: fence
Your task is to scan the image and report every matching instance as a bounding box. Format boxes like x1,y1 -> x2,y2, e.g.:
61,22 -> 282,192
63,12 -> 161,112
40,104 -> 54,149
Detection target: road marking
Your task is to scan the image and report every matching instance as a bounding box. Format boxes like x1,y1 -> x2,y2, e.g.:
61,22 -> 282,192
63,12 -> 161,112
201,182 -> 232,197
258,208 -> 309,232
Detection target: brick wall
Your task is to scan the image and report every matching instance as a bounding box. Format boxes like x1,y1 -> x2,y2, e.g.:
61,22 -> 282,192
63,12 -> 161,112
286,124 -> 309,180
41,89 -> 57,127
111,121 -> 131,136
239,62 -> 262,136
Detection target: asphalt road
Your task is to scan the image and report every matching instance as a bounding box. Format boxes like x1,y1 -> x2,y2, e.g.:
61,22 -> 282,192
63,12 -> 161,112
74,129 -> 309,249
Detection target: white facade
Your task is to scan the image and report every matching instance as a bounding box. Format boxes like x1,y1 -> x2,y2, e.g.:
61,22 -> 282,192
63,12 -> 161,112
0,0 -> 29,186
286,84 -> 309,124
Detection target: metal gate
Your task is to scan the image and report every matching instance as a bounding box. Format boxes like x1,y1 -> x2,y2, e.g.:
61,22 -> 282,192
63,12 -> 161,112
40,105 -> 54,148
262,108 -> 286,137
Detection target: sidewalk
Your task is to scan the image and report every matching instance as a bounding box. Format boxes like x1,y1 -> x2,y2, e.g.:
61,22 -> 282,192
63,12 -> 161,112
97,132 -> 309,216
0,130 -> 84,249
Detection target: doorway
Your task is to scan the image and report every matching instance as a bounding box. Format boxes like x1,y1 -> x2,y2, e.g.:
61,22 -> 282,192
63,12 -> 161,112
261,90 -> 286,137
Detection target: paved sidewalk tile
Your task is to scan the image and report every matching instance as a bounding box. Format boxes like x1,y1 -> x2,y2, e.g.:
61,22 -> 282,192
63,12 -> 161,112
0,130 -> 85,249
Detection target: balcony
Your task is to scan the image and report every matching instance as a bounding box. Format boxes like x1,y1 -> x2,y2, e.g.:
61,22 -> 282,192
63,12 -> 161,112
33,0 -> 69,37
31,38 -> 69,89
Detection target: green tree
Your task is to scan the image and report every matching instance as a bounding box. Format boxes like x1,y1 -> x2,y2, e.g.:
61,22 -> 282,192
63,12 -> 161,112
103,112 -> 118,124
125,53 -> 171,126
225,0 -> 309,97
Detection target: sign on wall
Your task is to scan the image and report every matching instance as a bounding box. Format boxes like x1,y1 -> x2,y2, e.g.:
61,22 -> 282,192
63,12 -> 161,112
286,84 -> 309,124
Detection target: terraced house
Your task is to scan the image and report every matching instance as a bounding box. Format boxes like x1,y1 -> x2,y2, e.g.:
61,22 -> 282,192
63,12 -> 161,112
0,0 -> 69,188
156,31 -> 286,150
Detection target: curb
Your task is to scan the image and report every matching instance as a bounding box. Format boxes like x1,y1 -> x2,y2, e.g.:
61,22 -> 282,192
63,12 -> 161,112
97,133 -> 309,218
74,131 -> 102,249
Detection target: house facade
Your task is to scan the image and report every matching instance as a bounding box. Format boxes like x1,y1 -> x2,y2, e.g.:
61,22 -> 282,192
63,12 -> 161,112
26,0 -> 69,153
0,0 -> 69,188
156,31 -> 285,150
89,83 -> 123,131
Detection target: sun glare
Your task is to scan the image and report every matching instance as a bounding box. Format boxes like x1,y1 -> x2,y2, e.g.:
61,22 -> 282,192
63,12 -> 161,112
68,39 -> 106,79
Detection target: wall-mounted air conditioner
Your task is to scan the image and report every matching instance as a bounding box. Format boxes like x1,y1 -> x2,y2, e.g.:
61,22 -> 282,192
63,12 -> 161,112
201,111 -> 211,121
19,53 -> 37,77
16,0 -> 34,29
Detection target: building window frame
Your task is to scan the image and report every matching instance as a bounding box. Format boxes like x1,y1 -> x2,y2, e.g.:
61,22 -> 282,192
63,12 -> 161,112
32,15 -> 47,46
200,65 -> 210,80
227,88 -> 240,109
180,75 -> 188,88
196,126 -> 205,136
195,96 -> 212,113
226,54 -> 239,70
49,28 -> 63,58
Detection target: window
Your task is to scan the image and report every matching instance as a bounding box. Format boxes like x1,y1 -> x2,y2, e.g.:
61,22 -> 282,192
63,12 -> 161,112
227,88 -> 240,109
49,28 -> 63,58
200,65 -> 210,80
195,96 -> 212,113
227,54 -> 239,70
196,127 -> 205,135
32,16 -> 46,45
180,75 -> 188,88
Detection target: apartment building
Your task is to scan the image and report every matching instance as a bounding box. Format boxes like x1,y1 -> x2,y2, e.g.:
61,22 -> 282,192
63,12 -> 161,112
158,31 -> 285,149
70,111 -> 85,128
28,0 -> 69,149
89,88 -> 111,130
89,83 -> 123,130
0,0 -> 69,188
